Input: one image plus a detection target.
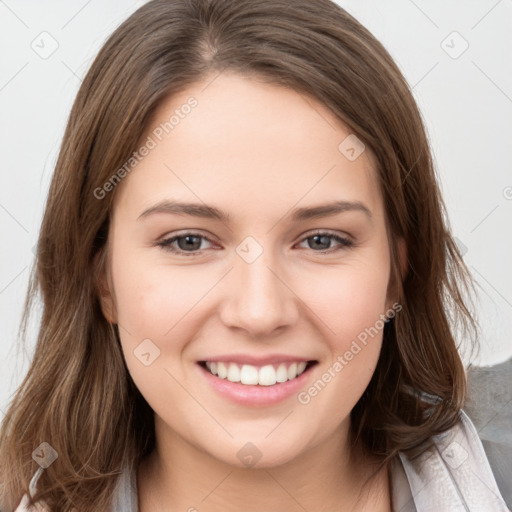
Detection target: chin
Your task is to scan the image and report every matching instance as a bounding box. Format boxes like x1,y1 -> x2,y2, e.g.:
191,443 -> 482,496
203,433 -> 309,470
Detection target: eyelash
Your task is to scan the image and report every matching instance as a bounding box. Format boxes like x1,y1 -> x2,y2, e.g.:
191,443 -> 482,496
156,230 -> 354,257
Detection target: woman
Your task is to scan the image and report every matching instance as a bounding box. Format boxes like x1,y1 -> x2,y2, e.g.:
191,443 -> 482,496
1,0 -> 508,510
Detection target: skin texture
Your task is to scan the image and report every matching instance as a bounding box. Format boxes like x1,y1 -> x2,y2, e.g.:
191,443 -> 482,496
100,72 -> 406,511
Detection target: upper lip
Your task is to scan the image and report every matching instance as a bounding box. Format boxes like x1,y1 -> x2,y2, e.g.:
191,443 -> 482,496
200,354 -> 316,366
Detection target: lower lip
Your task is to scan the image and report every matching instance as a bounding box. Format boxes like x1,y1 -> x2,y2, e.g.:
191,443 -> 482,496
198,363 -> 315,407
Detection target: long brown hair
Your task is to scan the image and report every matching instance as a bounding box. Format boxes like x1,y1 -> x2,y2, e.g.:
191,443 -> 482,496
0,0 -> 479,510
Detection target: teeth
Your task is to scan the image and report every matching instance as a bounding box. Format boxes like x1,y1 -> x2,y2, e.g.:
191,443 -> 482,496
206,361 -> 218,375
240,364 -> 259,385
276,364 -> 288,383
204,361 -> 311,386
287,362 -> 297,380
227,363 -> 241,382
217,362 -> 228,379
258,365 -> 276,386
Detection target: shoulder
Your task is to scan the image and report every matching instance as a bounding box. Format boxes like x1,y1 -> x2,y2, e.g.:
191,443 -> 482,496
110,462 -> 138,512
14,494 -> 49,512
13,465 -> 136,512
396,410 -> 510,511
13,468 -> 49,512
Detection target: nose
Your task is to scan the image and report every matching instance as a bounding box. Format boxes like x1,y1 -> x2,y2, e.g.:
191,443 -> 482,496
218,242 -> 300,338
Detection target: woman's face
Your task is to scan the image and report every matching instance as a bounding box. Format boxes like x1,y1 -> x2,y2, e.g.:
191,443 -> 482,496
101,72 -> 403,468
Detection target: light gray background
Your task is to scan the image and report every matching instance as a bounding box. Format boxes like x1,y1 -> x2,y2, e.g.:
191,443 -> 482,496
1,1 -> 511,420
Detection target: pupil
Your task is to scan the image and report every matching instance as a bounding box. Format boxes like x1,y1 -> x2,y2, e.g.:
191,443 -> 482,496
180,235 -> 200,251
312,235 -> 329,250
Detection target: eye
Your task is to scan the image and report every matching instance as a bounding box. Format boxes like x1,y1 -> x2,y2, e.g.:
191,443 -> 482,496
296,230 -> 354,253
156,230 -> 354,257
156,232 -> 214,256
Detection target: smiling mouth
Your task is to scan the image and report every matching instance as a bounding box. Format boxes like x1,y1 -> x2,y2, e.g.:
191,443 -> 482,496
199,360 -> 318,386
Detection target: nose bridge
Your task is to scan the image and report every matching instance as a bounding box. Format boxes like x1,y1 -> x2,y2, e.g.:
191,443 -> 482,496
219,235 -> 298,335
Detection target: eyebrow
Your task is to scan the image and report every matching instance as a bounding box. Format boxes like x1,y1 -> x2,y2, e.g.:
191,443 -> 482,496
137,199 -> 372,223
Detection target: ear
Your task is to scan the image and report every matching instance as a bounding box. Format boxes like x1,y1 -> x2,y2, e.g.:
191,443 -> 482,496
95,249 -> 118,324
98,274 -> 117,324
386,236 -> 408,310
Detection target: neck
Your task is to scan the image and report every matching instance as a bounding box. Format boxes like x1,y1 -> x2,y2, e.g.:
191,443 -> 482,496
137,416 -> 391,512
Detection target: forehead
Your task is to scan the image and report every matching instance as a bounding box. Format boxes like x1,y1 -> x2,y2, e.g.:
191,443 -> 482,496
113,72 -> 384,225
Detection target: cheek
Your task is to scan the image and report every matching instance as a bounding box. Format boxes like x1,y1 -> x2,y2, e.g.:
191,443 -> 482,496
111,249 -> 212,341
303,269 -> 389,381
112,240 -> 391,355
110,251 -> 210,408
309,262 -> 390,345
290,262 -> 391,445
299,260 -> 390,403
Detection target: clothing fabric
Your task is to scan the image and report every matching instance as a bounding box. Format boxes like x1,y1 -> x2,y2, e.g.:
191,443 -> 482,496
390,410 -> 509,510
14,410 -> 510,511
